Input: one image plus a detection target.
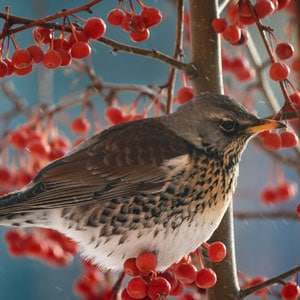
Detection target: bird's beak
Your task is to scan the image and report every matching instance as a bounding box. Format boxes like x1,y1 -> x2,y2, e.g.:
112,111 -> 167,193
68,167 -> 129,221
245,119 -> 286,134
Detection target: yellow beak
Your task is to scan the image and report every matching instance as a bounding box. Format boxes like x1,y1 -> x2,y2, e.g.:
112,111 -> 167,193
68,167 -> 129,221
246,119 -> 285,134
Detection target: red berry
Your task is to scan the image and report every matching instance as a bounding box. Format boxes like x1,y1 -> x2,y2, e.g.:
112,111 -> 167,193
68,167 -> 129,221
280,131 -> 298,148
278,0 -> 291,10
9,128 -> 28,149
57,49 -> 72,67
3,58 -> 14,76
262,131 -> 282,150
296,203 -> 300,217
254,0 -> 275,19
222,25 -> 241,44
12,49 -> 33,69
33,27 -> 52,44
195,268 -> 217,289
128,15 -> 146,33
238,1 -> 253,19
71,117 -> 90,135
42,49 -> 62,69
281,281 -> 300,300
208,241 -> 227,262
287,92 -> 300,110
107,8 -> 126,26
291,58 -> 300,72
147,277 -> 171,300
15,169 -> 33,187
227,3 -> 238,23
53,38 -> 70,51
160,271 -> 178,291
127,278 -> 148,299
105,106 -> 124,124
14,64 -> 33,76
176,86 -> 194,104
83,17 -> 106,40
70,42 -> 91,59
260,187 -> 278,205
74,277 -> 96,297
141,7 -> 163,28
25,233 -> 48,256
121,14 -> 132,32
5,229 -> 28,256
276,43 -> 294,60
175,263 -> 197,284
68,31 -> 89,47
129,29 -> 150,43
169,280 -> 184,296
121,289 -> 136,300
0,167 -> 12,185
211,18 -> 227,33
0,60 -> 8,77
135,251 -> 157,274
26,140 -> 50,158
27,45 -> 43,64
277,181 -> 297,201
123,258 -> 141,277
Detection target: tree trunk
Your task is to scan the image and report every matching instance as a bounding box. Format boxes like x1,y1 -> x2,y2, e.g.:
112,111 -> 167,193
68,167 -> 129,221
188,1 -> 240,299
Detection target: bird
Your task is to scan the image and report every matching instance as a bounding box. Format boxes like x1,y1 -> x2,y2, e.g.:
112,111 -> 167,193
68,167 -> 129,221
0,93 -> 283,271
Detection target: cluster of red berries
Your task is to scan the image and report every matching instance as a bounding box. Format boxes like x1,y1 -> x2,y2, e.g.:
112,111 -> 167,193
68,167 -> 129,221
0,17 -> 106,78
105,106 -> 144,125
259,130 -> 298,151
0,120 -> 91,197
260,180 -> 297,205
106,2 -> 162,43
222,53 -> 254,82
4,228 -> 77,267
121,242 -> 226,300
74,260 -> 111,300
212,1 -> 295,85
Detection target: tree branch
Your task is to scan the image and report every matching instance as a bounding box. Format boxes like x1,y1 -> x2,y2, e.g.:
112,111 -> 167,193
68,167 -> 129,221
165,0 -> 184,114
0,0 -> 102,39
234,210 -> 299,220
239,265 -> 300,298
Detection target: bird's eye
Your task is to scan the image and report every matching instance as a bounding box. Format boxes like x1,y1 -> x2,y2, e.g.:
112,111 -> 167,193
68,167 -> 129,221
220,120 -> 238,132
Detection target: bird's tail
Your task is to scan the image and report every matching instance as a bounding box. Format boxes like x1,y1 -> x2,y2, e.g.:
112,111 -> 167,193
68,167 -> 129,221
0,182 -> 46,214
0,184 -> 52,227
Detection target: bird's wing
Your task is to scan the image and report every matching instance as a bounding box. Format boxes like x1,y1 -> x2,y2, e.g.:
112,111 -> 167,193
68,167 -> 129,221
0,118 -> 192,212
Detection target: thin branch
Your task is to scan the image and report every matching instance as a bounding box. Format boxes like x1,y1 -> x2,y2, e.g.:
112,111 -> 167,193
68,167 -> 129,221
0,0 -> 102,39
0,9 -> 195,76
99,37 -> 195,76
239,266 -> 300,298
165,0 -> 184,114
234,210 -> 299,220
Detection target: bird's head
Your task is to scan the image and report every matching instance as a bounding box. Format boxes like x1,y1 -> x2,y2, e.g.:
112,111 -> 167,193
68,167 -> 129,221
166,93 -> 284,154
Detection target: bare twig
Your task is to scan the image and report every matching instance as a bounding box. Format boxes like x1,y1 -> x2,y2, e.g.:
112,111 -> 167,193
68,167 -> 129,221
234,210 -> 299,220
239,266 -> 300,298
165,0 -> 184,114
0,0 -> 102,39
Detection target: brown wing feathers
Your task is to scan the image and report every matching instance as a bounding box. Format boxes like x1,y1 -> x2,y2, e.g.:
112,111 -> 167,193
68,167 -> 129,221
0,118 -> 190,213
